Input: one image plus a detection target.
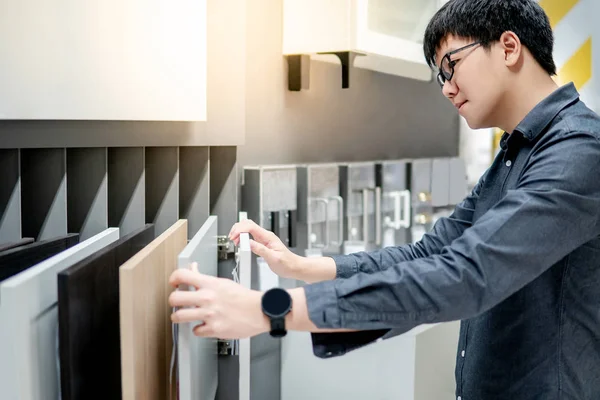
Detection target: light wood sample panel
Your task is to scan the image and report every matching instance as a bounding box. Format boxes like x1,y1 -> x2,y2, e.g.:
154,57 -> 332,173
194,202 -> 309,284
119,219 -> 188,400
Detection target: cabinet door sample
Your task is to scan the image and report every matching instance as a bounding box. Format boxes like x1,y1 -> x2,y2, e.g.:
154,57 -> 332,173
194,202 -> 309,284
177,216 -> 218,400
238,231 -> 251,400
0,228 -> 119,400
0,237 -> 34,252
58,224 -> 154,400
119,220 -> 188,400
0,234 -> 79,282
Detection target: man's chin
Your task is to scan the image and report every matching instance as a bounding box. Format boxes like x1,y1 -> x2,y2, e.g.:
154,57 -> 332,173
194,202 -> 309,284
464,117 -> 491,131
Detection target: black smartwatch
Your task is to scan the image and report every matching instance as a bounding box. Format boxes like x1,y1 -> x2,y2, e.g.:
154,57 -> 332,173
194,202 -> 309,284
261,288 -> 292,338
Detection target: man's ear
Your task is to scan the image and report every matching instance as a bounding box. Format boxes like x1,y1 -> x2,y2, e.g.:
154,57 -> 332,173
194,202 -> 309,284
499,31 -> 522,67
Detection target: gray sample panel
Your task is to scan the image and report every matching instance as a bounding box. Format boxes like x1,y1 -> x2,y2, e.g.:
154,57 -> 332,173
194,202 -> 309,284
340,162 -> 377,248
410,159 -> 432,202
108,147 -> 145,236
0,228 -> 119,400
378,160 -> 410,247
431,158 -> 450,207
296,163 -> 343,255
238,230 -> 251,400
21,148 -> 68,240
145,147 -> 179,237
0,149 -> 21,243
177,215 -> 218,400
448,157 -> 467,205
179,147 -> 210,239
67,148 -> 108,241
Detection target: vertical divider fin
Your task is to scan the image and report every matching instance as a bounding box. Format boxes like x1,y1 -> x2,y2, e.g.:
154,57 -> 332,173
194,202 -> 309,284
67,148 -> 108,241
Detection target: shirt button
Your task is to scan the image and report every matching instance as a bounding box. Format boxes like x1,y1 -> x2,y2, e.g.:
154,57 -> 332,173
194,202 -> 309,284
461,350 -> 465,357
506,160 -> 512,167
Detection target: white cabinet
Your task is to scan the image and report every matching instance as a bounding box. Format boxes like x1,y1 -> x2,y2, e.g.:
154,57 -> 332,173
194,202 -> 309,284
0,0 -> 207,121
283,0 -> 444,82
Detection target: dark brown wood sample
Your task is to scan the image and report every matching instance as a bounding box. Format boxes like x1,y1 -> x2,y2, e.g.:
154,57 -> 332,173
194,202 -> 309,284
57,224 -> 154,400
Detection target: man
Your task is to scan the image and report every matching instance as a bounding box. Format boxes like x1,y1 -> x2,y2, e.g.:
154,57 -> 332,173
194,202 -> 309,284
168,0 -> 600,398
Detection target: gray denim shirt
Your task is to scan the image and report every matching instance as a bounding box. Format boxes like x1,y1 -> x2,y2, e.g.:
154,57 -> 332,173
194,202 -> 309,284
303,83 -> 600,400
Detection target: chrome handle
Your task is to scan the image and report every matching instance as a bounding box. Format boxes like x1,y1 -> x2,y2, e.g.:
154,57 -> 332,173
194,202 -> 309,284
400,190 -> 411,228
362,189 -> 369,244
308,198 -> 329,249
388,190 -> 411,229
374,187 -> 382,246
361,187 -> 382,246
328,195 -> 344,247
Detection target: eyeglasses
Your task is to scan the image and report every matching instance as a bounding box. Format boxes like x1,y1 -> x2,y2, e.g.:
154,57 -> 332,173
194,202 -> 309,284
436,41 -> 482,88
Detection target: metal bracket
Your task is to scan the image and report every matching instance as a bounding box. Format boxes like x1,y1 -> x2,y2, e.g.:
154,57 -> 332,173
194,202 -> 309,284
316,51 -> 365,89
218,339 -> 238,355
285,54 -> 310,91
217,236 -> 234,260
286,51 -> 365,91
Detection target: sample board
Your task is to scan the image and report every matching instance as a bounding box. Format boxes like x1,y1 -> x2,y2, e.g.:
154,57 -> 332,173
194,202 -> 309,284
238,212 -> 251,400
119,220 -> 188,400
0,237 -> 34,252
58,224 -> 154,400
0,234 -> 79,281
177,215 -> 218,400
0,228 -> 119,400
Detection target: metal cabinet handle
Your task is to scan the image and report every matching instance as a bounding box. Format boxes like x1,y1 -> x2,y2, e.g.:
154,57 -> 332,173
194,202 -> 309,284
387,190 -> 411,229
400,190 -> 411,229
308,197 -> 329,248
361,187 -> 382,246
328,195 -> 344,247
375,187 -> 382,246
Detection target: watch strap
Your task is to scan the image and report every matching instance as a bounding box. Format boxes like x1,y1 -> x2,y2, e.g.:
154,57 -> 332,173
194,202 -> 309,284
270,316 -> 287,337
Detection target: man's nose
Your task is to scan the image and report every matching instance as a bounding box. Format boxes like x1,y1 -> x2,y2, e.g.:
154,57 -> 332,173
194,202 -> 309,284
442,79 -> 457,98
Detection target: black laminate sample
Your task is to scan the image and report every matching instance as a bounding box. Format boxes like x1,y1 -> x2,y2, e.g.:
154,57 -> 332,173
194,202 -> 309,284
0,238 -> 35,253
0,235 -> 79,281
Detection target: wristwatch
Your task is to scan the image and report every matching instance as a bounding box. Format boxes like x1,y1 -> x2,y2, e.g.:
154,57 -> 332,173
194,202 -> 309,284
261,287 -> 292,338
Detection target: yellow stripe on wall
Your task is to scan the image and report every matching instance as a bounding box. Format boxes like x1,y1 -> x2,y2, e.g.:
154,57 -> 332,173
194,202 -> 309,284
539,0 -> 579,28
557,37 -> 592,90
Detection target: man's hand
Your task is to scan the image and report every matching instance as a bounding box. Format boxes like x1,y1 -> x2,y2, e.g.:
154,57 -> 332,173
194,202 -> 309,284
228,219 -> 304,279
168,263 -> 269,339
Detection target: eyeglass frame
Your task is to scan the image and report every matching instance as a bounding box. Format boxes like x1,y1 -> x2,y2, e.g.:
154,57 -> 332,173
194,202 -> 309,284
436,41 -> 482,88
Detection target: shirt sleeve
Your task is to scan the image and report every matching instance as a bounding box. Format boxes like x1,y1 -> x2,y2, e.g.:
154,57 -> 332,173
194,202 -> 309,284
306,131 -> 600,358
333,170 -> 488,279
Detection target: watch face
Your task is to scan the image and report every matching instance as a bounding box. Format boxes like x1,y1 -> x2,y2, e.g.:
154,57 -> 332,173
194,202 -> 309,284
262,288 -> 291,317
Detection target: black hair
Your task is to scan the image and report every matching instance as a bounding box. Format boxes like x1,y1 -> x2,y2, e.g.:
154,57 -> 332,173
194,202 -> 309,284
423,0 -> 556,75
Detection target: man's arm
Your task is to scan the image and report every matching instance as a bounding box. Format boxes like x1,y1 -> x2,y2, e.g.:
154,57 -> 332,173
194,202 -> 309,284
291,132 -> 600,357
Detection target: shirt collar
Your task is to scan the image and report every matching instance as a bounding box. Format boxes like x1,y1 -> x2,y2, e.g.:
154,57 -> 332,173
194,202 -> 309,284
513,82 -> 580,141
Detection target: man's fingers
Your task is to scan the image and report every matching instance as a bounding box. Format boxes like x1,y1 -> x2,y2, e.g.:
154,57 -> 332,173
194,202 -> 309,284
190,262 -> 199,273
171,308 -> 211,323
168,290 -> 199,308
250,239 -> 270,259
169,268 -> 212,289
193,321 -> 215,337
229,220 -> 275,245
